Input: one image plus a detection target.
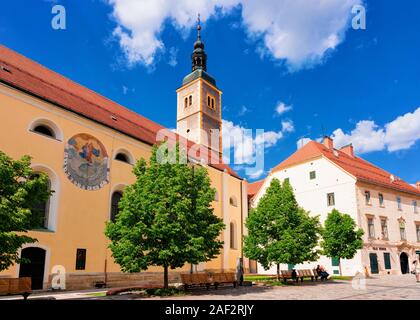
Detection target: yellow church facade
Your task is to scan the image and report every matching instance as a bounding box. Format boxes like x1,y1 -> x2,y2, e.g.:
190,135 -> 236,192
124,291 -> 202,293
0,34 -> 248,290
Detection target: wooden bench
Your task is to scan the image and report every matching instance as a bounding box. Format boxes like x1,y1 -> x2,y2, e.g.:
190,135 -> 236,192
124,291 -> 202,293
211,273 -> 237,289
297,269 -> 315,282
0,277 -> 32,299
180,273 -> 211,290
312,268 -> 329,281
180,273 -> 237,290
280,270 -> 299,283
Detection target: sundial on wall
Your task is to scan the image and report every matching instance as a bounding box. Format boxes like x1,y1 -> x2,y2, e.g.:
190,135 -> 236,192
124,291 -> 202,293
64,133 -> 110,190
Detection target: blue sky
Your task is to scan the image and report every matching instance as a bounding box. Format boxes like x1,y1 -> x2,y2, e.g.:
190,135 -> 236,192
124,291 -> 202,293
1,0 -> 419,183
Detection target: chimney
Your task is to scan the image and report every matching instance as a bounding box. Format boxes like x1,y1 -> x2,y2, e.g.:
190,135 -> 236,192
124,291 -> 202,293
340,144 -> 354,157
323,136 -> 333,149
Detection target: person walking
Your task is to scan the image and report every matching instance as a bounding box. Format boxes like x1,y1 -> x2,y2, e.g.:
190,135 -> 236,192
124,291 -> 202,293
413,260 -> 420,283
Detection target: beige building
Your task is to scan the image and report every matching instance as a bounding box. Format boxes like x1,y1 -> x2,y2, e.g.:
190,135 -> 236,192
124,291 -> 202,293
249,137 -> 420,276
0,28 -> 248,291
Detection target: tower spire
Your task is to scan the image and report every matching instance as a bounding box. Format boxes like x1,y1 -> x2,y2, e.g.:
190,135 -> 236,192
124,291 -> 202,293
197,13 -> 201,40
191,13 -> 207,72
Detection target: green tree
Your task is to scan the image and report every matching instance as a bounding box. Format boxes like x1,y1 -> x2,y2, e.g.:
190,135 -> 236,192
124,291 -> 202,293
0,151 -> 51,271
321,209 -> 364,275
105,143 -> 225,289
244,178 -> 321,279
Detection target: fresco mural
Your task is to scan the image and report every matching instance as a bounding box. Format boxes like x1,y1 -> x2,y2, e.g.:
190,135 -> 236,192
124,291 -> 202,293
64,133 -> 109,190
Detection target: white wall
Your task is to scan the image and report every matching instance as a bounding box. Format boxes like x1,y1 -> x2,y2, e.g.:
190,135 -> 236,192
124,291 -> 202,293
251,157 -> 363,276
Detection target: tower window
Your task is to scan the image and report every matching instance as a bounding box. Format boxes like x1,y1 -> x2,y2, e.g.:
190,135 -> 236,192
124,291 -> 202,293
189,95 -> 192,106
184,97 -> 188,108
207,96 -> 215,110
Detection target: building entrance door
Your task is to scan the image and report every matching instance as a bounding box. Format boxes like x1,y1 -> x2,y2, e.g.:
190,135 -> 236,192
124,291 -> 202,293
369,253 -> 379,274
19,247 -> 46,290
400,252 -> 409,274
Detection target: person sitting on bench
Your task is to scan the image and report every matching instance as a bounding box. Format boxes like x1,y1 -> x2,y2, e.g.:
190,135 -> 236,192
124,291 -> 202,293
316,265 -> 330,280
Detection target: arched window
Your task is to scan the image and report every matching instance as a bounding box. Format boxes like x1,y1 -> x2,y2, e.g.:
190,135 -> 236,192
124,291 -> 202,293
114,150 -> 133,165
230,222 -> 237,249
110,191 -> 123,222
184,97 -> 188,108
211,98 -> 215,109
31,174 -> 51,230
189,95 -> 192,106
29,119 -> 63,141
229,196 -> 238,207
33,125 -> 55,138
207,96 -> 211,107
115,153 -> 129,164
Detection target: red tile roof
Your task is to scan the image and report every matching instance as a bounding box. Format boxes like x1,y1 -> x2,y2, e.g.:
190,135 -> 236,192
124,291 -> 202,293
272,140 -> 420,196
248,179 -> 265,199
0,45 -> 239,179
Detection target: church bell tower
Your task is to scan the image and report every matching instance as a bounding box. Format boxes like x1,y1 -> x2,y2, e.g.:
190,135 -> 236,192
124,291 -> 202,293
176,15 -> 222,156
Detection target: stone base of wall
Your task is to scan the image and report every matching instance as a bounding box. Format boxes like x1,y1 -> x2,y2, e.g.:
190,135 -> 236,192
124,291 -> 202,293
46,269 -> 238,291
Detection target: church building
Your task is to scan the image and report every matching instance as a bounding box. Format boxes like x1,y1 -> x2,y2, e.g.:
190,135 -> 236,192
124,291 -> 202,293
0,23 -> 248,290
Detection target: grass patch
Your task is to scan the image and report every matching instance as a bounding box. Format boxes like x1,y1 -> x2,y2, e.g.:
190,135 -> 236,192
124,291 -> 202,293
86,292 -> 107,297
331,276 -> 353,281
244,275 -> 276,281
144,288 -> 186,297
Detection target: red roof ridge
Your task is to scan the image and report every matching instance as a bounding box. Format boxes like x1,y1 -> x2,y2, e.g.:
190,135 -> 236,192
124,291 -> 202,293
0,45 -> 240,179
272,140 -> 420,196
0,45 -> 164,137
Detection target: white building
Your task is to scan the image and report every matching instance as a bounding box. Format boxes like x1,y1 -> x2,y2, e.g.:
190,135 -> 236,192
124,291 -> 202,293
248,137 -> 420,276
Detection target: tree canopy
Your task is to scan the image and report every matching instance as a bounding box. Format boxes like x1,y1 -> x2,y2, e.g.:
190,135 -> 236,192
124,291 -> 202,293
105,143 -> 225,288
321,209 -> 364,270
0,151 -> 51,271
244,178 -> 321,278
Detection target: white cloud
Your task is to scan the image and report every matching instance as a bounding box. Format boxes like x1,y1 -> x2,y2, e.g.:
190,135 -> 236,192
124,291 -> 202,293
108,0 -> 361,69
247,169 -> 264,179
331,120 -> 386,154
222,119 -> 283,164
168,47 -> 179,67
296,137 -> 311,150
281,120 -> 294,133
275,102 -> 293,115
327,107 -> 420,154
238,105 -> 249,116
384,107 -> 420,152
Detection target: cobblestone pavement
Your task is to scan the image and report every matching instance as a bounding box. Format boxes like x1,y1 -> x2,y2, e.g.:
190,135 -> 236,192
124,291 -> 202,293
1,275 -> 418,300
145,275 -> 420,300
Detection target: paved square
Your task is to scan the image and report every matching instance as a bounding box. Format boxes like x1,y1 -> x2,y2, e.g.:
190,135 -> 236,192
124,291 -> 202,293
146,275 -> 420,300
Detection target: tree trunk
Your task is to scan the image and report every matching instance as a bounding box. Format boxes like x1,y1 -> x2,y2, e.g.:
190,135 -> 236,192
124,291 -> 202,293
338,260 -> 342,276
277,264 -> 280,281
164,265 -> 169,289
